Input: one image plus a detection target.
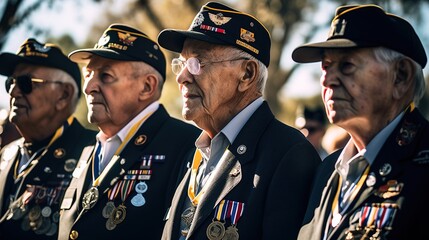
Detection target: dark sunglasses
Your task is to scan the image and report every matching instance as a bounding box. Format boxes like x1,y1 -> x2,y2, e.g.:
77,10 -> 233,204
5,75 -> 63,94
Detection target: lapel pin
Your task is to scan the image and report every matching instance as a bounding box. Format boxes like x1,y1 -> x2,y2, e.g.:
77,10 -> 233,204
54,148 -> 65,158
366,172 -> 377,187
379,163 -> 392,176
135,135 -> 147,145
237,145 -> 246,155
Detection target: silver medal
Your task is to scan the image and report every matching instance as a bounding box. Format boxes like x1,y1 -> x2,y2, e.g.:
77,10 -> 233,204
131,193 -> 145,207
102,201 -> 116,218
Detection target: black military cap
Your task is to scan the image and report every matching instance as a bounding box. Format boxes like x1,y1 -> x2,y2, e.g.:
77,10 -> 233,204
69,23 -> 166,79
292,4 -> 427,68
158,1 -> 271,67
0,38 -> 82,96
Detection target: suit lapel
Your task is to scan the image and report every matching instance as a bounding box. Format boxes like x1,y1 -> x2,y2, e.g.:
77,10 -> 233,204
0,141 -> 21,215
188,149 -> 241,237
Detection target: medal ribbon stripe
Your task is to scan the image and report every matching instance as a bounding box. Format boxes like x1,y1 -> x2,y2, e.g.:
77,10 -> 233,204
107,179 -> 122,201
231,201 -> 244,225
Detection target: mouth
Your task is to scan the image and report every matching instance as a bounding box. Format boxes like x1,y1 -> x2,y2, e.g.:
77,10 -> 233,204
181,88 -> 200,99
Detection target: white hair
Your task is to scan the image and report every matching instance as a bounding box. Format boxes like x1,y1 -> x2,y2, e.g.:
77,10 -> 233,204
373,47 -> 426,106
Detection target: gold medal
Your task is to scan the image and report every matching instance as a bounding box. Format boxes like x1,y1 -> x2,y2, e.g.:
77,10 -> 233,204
28,205 -> 42,222
111,204 -> 126,225
206,220 -> 225,240
222,225 -> 239,240
82,187 -> 99,210
106,217 -> 117,231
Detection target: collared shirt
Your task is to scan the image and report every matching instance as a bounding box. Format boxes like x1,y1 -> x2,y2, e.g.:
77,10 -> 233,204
335,111 -> 405,183
195,97 -> 264,190
96,101 -> 159,172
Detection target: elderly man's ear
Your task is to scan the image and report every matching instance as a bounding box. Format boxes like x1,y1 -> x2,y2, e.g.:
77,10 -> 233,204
238,60 -> 258,92
56,83 -> 74,111
393,57 -> 415,100
139,73 -> 158,100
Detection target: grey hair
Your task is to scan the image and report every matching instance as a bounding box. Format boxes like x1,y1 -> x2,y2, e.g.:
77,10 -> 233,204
130,61 -> 165,99
229,48 -> 268,94
51,71 -> 79,111
373,47 -> 426,106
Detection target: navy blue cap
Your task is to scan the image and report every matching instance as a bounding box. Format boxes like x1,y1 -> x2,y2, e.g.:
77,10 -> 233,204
292,4 -> 427,68
69,23 -> 166,79
158,1 -> 271,67
0,38 -> 82,96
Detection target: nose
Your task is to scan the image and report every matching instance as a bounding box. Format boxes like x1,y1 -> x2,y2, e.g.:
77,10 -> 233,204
176,67 -> 193,85
9,83 -> 23,97
320,66 -> 340,88
83,69 -> 98,95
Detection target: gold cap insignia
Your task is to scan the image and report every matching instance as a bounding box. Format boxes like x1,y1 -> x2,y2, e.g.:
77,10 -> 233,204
209,13 -> 232,25
240,28 -> 255,43
118,32 -> 137,46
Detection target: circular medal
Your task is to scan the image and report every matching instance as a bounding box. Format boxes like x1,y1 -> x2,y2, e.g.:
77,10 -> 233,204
106,217 -> 117,231
30,216 -> 43,230
82,187 -> 99,210
206,221 -> 225,240
111,204 -> 127,225
131,194 -> 146,207
45,222 -> 58,236
102,201 -> 116,219
64,159 -> 77,172
222,225 -> 239,240
41,206 -> 52,217
135,182 -> 148,194
331,213 -> 342,227
28,205 -> 42,222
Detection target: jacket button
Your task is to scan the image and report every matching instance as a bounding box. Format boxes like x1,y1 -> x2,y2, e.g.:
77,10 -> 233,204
70,230 -> 79,239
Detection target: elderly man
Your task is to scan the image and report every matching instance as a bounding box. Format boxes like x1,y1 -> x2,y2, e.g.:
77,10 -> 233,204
58,24 -> 200,240
0,39 -> 96,239
292,4 -> 429,240
158,2 -> 321,239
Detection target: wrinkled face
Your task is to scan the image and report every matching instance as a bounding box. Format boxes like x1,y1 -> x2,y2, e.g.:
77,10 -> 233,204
176,39 -> 245,127
83,56 -> 144,131
320,48 -> 395,130
8,64 -> 64,130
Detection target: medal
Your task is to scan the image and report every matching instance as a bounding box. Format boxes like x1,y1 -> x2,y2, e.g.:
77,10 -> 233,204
222,225 -> 239,240
131,181 -> 147,207
30,215 -> 43,230
206,220 -> 225,240
102,201 -> 116,218
51,211 -> 60,223
28,205 -> 42,222
181,205 -> 196,236
41,206 -> 52,217
106,217 -> 117,231
82,187 -> 99,210
111,204 -> 127,225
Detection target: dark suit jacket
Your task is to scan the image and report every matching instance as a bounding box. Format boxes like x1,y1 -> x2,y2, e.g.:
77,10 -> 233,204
162,102 -> 321,240
58,105 -> 200,240
298,108 -> 429,240
0,118 -> 96,240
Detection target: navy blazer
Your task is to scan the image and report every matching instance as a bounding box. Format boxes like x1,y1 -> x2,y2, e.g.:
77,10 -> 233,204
298,107 -> 429,240
58,105 -> 200,240
0,118 -> 96,240
162,102 -> 321,240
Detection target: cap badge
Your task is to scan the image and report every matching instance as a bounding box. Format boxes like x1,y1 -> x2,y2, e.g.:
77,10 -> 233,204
209,13 -> 231,25
118,32 -> 137,46
329,19 -> 347,37
191,13 -> 204,29
33,42 -> 51,53
96,34 -> 110,48
240,28 -> 255,43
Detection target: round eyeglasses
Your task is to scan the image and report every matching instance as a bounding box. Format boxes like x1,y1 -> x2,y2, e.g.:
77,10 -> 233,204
171,57 -> 249,76
5,75 -> 63,94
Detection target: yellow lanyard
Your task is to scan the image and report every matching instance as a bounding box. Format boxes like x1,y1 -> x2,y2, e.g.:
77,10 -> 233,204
92,111 -> 153,187
188,149 -> 204,206
14,116 -> 74,180
331,165 -> 370,224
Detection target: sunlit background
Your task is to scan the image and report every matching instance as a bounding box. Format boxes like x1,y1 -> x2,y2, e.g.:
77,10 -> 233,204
1,0 -> 428,132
